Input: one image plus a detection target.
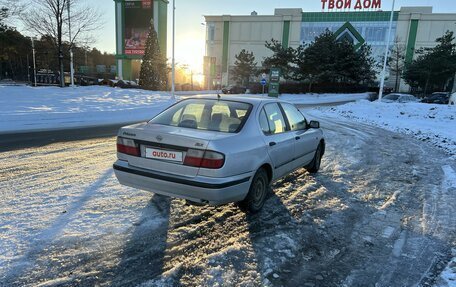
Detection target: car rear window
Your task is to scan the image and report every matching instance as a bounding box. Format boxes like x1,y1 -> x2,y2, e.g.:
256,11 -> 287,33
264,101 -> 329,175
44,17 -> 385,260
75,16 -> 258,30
150,99 -> 252,133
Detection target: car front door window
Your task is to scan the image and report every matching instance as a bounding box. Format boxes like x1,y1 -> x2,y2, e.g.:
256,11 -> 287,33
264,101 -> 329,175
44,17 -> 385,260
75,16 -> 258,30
281,103 -> 307,131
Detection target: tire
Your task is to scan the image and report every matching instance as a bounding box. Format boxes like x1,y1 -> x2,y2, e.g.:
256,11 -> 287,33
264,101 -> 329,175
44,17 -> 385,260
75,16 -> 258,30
306,144 -> 323,173
239,168 -> 269,213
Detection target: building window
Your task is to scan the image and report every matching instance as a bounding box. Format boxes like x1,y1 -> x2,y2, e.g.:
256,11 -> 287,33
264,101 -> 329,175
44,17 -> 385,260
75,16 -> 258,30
208,24 -> 215,41
365,26 -> 387,42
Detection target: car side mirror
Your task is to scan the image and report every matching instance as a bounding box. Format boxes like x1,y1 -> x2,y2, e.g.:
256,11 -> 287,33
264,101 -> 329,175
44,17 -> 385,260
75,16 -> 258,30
308,120 -> 320,129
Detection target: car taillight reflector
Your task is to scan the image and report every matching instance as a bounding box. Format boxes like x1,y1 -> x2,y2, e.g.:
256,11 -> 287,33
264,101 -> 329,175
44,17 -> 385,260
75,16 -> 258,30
184,149 -> 225,169
183,149 -> 205,167
117,137 -> 140,156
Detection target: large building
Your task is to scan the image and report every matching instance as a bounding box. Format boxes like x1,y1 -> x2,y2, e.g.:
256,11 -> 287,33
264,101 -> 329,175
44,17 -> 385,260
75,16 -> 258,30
204,7 -> 456,91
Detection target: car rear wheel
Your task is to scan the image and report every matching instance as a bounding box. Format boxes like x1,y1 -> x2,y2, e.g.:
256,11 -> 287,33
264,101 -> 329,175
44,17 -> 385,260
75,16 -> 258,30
239,168 -> 268,213
305,144 -> 323,173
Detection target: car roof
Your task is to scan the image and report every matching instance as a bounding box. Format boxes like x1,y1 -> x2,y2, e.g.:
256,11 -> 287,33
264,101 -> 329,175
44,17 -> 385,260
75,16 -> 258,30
186,94 -> 284,105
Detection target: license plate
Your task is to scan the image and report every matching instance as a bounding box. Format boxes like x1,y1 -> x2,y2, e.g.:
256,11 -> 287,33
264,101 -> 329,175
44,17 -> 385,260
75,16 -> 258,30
145,148 -> 183,163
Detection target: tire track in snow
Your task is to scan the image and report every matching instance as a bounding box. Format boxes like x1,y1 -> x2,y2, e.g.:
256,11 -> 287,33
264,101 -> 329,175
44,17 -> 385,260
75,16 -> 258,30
422,165 -> 456,241
2,169 -> 113,282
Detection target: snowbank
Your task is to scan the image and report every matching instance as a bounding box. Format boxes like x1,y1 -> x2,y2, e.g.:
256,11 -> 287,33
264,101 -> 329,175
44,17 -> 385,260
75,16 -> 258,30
0,86 -> 177,133
321,100 -> 456,157
280,92 -> 369,104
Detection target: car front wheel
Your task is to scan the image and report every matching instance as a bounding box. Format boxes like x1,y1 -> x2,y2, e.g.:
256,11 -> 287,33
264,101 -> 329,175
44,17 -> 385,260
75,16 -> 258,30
239,168 -> 268,213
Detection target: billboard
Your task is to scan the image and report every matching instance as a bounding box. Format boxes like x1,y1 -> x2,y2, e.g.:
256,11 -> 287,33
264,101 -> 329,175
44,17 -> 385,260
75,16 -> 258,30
124,0 -> 153,55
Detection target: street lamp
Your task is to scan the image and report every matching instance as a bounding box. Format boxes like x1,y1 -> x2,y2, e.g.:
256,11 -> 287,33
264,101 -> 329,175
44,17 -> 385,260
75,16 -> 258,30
67,1 -> 75,87
31,37 -> 37,87
378,0 -> 396,101
171,0 -> 176,99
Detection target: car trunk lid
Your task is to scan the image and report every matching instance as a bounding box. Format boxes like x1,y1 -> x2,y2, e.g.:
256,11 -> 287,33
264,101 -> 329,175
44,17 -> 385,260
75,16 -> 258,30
119,123 -> 232,177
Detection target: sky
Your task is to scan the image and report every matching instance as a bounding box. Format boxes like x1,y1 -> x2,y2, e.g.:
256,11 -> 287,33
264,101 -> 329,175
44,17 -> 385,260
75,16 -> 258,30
92,0 -> 454,73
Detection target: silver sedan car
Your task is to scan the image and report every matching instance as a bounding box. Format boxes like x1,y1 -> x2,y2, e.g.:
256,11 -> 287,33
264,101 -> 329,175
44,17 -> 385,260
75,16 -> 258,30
113,95 -> 325,212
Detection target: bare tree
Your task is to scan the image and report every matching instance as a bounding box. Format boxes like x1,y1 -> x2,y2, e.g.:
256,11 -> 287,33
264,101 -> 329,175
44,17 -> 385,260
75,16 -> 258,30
0,0 -> 26,27
388,37 -> 406,92
22,0 -> 103,87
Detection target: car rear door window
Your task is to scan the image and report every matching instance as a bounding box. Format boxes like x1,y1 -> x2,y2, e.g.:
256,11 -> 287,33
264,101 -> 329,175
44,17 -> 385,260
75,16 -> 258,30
259,109 -> 270,134
281,103 -> 307,131
263,103 -> 288,134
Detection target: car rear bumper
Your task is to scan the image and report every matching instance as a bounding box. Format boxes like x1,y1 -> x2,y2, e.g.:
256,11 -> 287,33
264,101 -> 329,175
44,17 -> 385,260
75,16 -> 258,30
113,160 -> 252,205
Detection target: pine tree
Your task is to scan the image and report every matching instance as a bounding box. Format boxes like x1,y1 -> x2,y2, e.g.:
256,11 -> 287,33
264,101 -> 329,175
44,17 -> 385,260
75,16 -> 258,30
262,39 -> 296,80
403,31 -> 456,93
231,49 -> 257,86
294,30 -> 375,86
139,21 -> 168,91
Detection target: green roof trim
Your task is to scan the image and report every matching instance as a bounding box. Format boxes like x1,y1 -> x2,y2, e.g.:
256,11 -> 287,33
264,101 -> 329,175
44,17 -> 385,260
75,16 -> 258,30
222,21 -> 230,72
333,21 -> 365,50
282,20 -> 290,48
158,0 -> 168,56
405,19 -> 419,65
302,11 -> 399,22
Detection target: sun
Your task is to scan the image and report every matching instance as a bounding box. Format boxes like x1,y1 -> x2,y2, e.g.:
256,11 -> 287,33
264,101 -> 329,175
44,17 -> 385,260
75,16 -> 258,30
173,32 -> 205,75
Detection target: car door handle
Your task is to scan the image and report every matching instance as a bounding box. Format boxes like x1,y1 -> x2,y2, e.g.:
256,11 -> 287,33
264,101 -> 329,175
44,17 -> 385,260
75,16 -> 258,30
269,142 -> 276,147
295,136 -> 301,140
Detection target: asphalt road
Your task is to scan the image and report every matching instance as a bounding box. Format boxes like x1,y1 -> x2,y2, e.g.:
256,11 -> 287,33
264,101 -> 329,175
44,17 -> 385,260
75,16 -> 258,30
0,122 -> 141,152
0,112 -> 455,286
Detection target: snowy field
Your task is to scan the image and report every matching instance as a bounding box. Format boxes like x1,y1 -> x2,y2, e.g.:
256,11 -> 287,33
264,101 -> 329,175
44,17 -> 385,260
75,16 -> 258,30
0,86 -> 370,134
316,100 -> 456,158
0,86 -> 175,133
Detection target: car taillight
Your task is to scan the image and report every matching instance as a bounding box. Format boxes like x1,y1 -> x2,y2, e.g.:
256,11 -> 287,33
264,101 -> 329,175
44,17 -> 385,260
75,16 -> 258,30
184,149 -> 225,169
117,137 -> 140,156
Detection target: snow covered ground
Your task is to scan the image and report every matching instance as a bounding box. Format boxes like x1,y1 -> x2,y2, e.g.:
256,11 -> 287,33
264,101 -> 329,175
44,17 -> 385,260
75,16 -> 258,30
0,86 -> 176,133
281,92 -> 369,104
1,115 -> 455,286
315,100 -> 456,158
2,86 -> 455,286
0,85 -> 369,133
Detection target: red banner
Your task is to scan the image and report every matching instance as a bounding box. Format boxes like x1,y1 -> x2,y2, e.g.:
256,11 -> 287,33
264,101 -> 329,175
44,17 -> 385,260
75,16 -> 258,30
142,0 -> 152,9
321,0 -> 382,10
125,49 -> 146,55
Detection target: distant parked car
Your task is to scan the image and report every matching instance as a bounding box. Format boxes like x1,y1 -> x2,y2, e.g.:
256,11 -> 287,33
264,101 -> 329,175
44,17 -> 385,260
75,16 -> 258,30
421,92 -> 450,104
449,92 -> 456,106
381,93 -> 419,103
113,96 -> 325,212
117,80 -> 139,89
222,85 -> 247,94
